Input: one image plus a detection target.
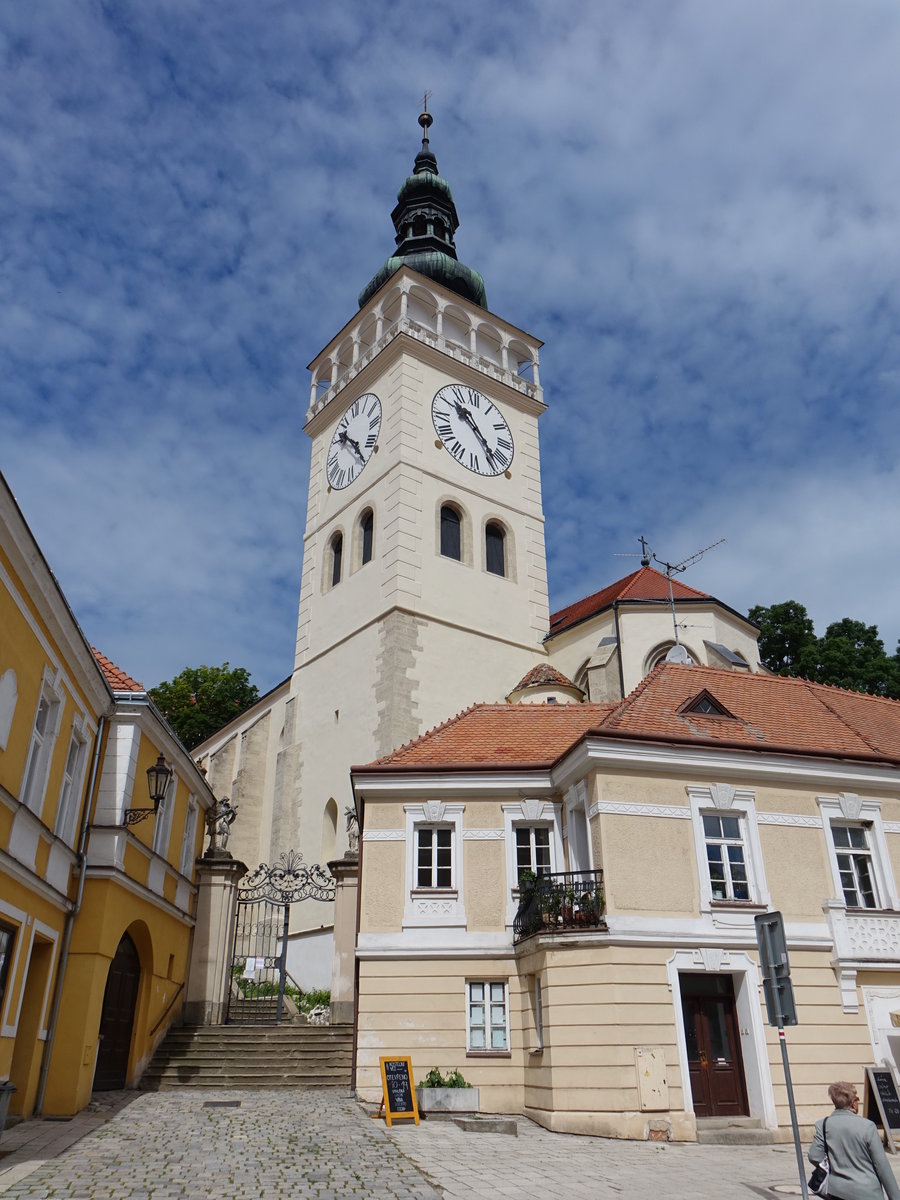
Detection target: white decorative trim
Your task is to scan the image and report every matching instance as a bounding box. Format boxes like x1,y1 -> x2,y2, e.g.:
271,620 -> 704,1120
818,795 -> 900,912
423,799 -> 446,823
757,813 -> 823,828
838,792 -> 863,820
463,829 -> 504,840
710,783 -> 736,810
667,948 -> 777,1130
686,785 -> 770,912
521,797 -> 544,822
591,801 -> 691,819
362,829 -> 404,841
884,823 -> 900,835
403,803 -> 466,929
0,668 -> 17,751
565,781 -> 592,872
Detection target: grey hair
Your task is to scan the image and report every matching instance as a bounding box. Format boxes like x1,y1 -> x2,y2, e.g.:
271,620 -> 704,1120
828,1081 -> 858,1109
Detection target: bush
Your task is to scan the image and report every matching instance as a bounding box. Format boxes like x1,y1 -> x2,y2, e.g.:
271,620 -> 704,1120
299,988 -> 331,1013
422,1067 -> 471,1089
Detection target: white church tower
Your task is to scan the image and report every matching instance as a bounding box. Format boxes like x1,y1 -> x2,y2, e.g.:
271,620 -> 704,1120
271,108 -> 551,861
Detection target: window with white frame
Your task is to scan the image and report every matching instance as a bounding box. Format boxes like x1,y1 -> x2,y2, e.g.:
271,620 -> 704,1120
467,980 -> 509,1052
832,824 -> 879,909
819,795 -> 899,913
21,674 -> 63,817
416,825 -> 453,889
516,826 -> 551,881
702,812 -> 750,901
152,772 -> 176,858
687,785 -> 769,911
531,975 -> 544,1051
180,796 -> 199,876
565,781 -> 592,872
54,721 -> 89,845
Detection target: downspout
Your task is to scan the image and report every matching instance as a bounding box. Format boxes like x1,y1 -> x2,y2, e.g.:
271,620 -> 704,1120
612,602 -> 626,699
35,713 -> 107,1115
349,778 -> 363,1097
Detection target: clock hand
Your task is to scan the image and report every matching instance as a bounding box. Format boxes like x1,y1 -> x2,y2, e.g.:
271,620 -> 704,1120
338,431 -> 367,464
453,402 -> 496,463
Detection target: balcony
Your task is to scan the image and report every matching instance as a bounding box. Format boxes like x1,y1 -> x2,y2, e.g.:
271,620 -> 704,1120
513,870 -> 606,944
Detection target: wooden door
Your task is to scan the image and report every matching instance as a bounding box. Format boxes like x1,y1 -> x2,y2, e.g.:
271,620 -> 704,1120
680,973 -> 748,1118
94,933 -> 140,1090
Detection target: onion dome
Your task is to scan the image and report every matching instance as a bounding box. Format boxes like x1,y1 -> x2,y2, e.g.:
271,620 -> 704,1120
359,108 -> 487,309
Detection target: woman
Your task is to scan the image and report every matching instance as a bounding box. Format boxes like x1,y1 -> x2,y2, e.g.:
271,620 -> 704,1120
808,1081 -> 900,1199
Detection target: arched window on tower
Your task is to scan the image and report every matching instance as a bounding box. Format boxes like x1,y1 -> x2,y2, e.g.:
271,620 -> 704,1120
330,532 -> 343,587
360,509 -> 374,566
485,522 -> 506,577
440,505 -> 461,561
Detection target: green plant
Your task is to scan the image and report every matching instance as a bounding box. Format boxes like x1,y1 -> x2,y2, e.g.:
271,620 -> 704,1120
299,987 -> 331,1013
422,1067 -> 472,1088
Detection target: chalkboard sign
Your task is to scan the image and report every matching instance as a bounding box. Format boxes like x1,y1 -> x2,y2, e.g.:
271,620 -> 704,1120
377,1056 -> 419,1127
864,1067 -> 900,1153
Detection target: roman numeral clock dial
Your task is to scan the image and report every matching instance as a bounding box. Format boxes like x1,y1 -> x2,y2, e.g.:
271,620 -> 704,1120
325,393 -> 382,490
431,384 -> 514,477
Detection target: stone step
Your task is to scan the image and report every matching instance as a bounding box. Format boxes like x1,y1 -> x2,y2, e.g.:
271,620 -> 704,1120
696,1117 -> 773,1145
142,1072 -> 349,1090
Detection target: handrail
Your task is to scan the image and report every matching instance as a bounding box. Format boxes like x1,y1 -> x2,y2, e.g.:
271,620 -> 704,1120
150,980 -> 185,1037
513,869 -> 605,944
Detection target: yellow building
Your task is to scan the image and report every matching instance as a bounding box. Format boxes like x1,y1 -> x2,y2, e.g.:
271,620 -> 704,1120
0,474 -> 213,1117
352,661 -> 900,1142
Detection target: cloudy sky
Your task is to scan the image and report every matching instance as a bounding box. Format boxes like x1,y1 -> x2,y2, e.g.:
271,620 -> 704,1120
2,1 -> 898,693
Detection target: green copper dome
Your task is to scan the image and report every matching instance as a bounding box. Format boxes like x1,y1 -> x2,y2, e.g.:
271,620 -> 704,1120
359,110 -> 487,310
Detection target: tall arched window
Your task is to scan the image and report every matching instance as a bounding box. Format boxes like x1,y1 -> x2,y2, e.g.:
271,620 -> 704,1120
330,532 -> 343,587
360,509 -> 374,566
485,522 -> 505,577
440,505 -> 461,561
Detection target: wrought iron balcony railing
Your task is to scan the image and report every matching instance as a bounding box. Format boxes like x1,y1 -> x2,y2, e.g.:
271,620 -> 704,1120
513,869 -> 606,944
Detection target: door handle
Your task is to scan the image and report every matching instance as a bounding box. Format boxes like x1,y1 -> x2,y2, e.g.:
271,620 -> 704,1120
699,1050 -> 707,1068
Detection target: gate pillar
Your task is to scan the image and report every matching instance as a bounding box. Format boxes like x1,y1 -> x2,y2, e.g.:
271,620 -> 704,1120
327,849 -> 359,1025
185,855 -> 247,1026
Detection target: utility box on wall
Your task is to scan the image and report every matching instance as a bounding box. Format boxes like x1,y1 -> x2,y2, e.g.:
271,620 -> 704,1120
635,1046 -> 669,1111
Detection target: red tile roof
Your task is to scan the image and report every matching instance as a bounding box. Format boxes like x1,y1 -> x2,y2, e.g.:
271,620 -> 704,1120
92,648 -> 143,693
548,566 -> 710,637
511,664 -> 580,691
360,702 -> 616,771
358,664 -> 900,773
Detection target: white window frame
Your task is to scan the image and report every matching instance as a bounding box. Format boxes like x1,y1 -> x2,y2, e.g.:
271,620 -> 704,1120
152,771 -> 176,859
403,802 -> 466,928
20,669 -> 64,819
531,974 -> 544,1052
54,716 -> 89,846
819,794 -> 899,912
466,979 -> 510,1054
687,785 -> 769,912
564,781 -> 592,873
502,799 -> 563,925
180,795 -> 199,876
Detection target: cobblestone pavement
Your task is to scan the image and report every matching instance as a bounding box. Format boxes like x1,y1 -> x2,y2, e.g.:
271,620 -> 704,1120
4,1090 -> 900,1200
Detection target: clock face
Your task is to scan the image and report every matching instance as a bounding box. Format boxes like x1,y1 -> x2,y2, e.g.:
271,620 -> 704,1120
326,393 -> 382,490
431,384 -> 514,477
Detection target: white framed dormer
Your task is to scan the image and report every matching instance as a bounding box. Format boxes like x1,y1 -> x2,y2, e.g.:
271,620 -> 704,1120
687,784 -> 770,924
403,801 -> 466,929
20,667 -> 65,820
819,793 -> 900,1013
564,780 -> 592,872
502,797 -> 563,926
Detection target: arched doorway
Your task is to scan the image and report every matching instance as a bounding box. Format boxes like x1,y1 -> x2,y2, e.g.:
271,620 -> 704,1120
94,932 -> 141,1090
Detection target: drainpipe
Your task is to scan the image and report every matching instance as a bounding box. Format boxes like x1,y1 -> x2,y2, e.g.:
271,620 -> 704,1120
612,602 -> 626,699
349,779 -> 363,1097
35,714 -> 107,1115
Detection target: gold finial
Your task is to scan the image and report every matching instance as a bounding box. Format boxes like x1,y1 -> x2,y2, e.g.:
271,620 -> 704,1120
419,91 -> 433,137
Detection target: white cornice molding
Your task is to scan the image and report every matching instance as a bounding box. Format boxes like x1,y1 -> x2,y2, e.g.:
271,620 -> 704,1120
0,845 -> 71,911
355,770 -> 554,798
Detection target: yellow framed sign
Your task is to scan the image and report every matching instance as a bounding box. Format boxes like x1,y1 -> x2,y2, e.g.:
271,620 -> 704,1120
377,1056 -> 419,1126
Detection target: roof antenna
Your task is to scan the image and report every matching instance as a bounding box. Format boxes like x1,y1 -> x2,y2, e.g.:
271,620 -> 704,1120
646,537 -> 725,662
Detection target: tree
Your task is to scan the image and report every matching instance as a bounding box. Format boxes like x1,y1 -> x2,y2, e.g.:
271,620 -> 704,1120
747,601 -> 817,677
149,664 -> 259,750
749,604 -> 900,699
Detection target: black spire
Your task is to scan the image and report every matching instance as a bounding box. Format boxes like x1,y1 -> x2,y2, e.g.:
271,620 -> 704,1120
358,107 -> 487,309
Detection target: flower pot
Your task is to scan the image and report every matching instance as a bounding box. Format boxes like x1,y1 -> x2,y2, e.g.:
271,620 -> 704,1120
415,1085 -> 480,1114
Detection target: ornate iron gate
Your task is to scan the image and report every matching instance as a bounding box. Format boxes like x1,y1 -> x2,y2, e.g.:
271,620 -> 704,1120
227,851 -> 336,1025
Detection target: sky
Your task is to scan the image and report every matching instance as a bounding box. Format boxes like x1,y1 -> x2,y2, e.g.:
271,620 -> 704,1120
2,1 -> 899,694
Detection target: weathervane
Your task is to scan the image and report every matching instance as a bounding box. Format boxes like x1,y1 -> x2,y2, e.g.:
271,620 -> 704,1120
618,536 -> 726,658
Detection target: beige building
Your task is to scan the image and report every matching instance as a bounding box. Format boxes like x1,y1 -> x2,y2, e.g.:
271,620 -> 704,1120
194,112 -> 762,989
352,662 -> 900,1141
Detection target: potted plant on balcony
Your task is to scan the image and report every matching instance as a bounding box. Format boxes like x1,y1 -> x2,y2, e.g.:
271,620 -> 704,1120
416,1067 -> 479,1114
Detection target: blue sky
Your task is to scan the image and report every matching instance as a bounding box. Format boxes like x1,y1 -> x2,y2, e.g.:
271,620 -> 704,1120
2,1 -> 899,693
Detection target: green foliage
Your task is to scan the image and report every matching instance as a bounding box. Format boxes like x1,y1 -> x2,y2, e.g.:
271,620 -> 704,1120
422,1067 -> 471,1088
749,603 -> 900,699
149,663 -> 259,750
299,988 -> 331,1013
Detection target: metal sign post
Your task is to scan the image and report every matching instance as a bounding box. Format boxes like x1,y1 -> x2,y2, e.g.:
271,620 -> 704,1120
755,911 -> 809,1200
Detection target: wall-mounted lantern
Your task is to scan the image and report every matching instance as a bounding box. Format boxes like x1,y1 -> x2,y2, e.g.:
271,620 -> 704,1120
123,754 -> 173,826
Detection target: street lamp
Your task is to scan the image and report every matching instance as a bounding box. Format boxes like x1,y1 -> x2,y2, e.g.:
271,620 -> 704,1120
124,754 -> 173,826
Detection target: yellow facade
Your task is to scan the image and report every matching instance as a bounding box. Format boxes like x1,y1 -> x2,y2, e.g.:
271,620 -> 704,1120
0,476 -> 212,1117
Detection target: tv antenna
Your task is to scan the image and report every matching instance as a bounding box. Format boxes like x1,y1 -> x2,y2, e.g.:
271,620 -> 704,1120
619,536 -> 726,660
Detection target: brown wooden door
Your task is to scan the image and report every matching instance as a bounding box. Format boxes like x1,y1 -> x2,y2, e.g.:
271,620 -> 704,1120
680,973 -> 748,1118
94,933 -> 140,1090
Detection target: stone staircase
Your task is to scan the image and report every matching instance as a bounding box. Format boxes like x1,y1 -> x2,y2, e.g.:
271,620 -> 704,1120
140,1023 -> 353,1091
695,1116 -> 773,1145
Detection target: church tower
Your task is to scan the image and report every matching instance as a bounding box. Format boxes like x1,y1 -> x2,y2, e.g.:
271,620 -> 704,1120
271,109 -> 550,860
